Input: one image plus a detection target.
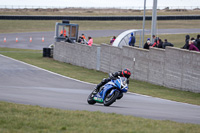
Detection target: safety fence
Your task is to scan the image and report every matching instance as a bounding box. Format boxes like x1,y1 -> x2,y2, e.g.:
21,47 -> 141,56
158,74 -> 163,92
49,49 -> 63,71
1,15 -> 200,20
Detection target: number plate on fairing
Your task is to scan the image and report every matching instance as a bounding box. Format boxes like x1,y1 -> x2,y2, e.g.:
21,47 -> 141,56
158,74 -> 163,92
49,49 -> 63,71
93,97 -> 103,103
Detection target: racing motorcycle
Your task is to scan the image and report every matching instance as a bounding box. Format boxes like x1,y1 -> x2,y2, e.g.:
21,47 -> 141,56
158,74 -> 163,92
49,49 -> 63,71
87,76 -> 128,106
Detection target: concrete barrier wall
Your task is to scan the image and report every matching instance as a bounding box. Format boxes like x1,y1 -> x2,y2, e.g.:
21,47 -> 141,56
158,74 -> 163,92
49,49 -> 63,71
148,48 -> 165,85
54,42 -> 200,93
54,42 -> 100,70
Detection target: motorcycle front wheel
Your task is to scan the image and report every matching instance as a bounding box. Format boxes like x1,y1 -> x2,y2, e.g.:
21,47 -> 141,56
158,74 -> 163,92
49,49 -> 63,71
104,90 -> 120,106
87,90 -> 96,105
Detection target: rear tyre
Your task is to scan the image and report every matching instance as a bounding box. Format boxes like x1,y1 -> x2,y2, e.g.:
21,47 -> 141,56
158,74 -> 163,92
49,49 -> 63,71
104,90 -> 120,106
87,90 -> 96,105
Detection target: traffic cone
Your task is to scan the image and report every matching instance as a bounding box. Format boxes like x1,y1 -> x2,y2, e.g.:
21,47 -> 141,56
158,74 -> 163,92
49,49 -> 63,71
16,37 -> 18,42
30,37 -> 32,43
4,37 -> 6,43
42,37 -> 44,42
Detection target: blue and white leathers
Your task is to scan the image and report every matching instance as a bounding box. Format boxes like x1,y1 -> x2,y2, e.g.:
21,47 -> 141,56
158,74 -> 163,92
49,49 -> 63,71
93,76 -> 128,103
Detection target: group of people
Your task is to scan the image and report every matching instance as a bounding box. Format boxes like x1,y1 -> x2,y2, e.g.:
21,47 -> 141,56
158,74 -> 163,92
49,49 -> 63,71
143,35 -> 174,50
182,34 -> 200,52
110,33 -> 136,46
77,34 -> 93,46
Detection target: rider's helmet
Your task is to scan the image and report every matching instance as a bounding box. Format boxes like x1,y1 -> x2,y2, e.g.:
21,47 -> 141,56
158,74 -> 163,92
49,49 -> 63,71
122,68 -> 131,79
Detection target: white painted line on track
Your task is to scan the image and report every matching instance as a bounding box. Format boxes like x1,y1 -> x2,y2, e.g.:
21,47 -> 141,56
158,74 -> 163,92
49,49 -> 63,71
0,54 -> 96,86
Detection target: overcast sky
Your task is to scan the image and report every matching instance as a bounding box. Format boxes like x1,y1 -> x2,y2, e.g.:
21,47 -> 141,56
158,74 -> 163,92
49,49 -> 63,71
0,0 -> 200,8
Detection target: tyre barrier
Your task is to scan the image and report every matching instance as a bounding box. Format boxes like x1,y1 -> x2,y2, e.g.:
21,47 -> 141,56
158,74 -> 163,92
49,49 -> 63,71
43,48 -> 51,58
0,15 -> 200,20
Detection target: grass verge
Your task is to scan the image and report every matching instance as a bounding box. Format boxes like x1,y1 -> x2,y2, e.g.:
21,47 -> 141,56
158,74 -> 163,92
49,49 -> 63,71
0,101 -> 200,133
1,8 -> 200,16
0,47 -> 200,106
0,20 -> 200,33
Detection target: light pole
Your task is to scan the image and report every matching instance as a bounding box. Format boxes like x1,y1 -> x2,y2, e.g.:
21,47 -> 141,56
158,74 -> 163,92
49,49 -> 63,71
142,0 -> 146,48
151,0 -> 157,43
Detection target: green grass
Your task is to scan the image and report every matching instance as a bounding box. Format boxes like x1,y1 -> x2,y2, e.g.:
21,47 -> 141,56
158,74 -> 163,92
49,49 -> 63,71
0,47 -> 200,106
0,20 -> 200,33
1,8 -> 200,16
0,101 -> 200,133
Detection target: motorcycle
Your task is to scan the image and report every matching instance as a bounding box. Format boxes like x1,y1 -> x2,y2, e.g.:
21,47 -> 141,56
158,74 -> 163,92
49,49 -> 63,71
87,76 -> 128,106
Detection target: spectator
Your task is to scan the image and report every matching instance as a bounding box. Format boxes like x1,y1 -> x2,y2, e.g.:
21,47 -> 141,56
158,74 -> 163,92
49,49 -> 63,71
82,34 -> 86,40
143,38 -> 152,49
195,34 -> 200,50
143,40 -> 151,49
189,40 -> 199,52
129,33 -> 136,47
157,38 -> 163,48
182,35 -> 190,49
162,39 -> 174,49
87,36 -> 93,46
152,37 -> 160,47
152,35 -> 156,43
196,39 -> 200,51
110,36 -> 116,45
60,29 -> 66,37
195,34 -> 200,42
78,36 -> 82,43
65,35 -> 73,43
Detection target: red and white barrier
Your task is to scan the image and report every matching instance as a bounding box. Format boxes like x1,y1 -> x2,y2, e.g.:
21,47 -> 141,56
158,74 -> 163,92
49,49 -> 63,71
16,37 -> 18,42
30,37 -> 32,42
2,37 -> 47,43
42,37 -> 44,42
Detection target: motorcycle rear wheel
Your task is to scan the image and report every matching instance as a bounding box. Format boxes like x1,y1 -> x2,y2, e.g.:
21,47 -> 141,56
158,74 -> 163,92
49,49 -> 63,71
87,90 -> 96,105
104,90 -> 120,106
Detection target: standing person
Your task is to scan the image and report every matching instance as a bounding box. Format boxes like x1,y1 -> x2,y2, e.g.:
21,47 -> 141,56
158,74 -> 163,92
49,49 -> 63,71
182,35 -> 190,49
87,36 -> 93,46
82,34 -> 86,40
162,39 -> 174,49
129,33 -> 136,47
152,37 -> 160,47
152,35 -> 156,43
110,36 -> 116,45
60,29 -> 66,37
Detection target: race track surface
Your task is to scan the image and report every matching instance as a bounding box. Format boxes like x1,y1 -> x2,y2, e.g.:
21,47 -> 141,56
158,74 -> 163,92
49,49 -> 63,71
0,28 -> 200,50
0,54 -> 200,124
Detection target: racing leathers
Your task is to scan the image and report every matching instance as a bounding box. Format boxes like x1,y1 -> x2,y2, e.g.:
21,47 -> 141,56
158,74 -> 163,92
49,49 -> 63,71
93,71 -> 129,94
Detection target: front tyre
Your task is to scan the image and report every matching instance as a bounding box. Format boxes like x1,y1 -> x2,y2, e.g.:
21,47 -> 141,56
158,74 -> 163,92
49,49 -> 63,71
87,90 -> 96,105
104,90 -> 120,106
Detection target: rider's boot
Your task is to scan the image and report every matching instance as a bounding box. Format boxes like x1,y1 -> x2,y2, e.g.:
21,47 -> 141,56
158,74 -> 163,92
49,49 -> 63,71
93,83 -> 102,94
93,78 -> 109,95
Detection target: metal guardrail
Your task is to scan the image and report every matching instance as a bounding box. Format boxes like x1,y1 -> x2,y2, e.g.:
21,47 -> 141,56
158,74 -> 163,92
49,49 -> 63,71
0,15 -> 200,20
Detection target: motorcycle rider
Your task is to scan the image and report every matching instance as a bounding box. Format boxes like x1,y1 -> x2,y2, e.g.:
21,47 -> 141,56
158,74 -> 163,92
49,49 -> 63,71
93,68 -> 131,94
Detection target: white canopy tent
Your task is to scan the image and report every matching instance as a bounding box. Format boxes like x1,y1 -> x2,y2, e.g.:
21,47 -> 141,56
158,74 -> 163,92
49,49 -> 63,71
112,29 -> 142,48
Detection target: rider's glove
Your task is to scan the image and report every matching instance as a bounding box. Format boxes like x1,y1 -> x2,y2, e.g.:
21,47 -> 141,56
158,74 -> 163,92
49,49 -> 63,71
109,73 -> 116,80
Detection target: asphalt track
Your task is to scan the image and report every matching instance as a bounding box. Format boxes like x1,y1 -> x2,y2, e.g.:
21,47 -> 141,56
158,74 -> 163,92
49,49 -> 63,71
0,28 -> 200,50
0,54 -> 200,124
